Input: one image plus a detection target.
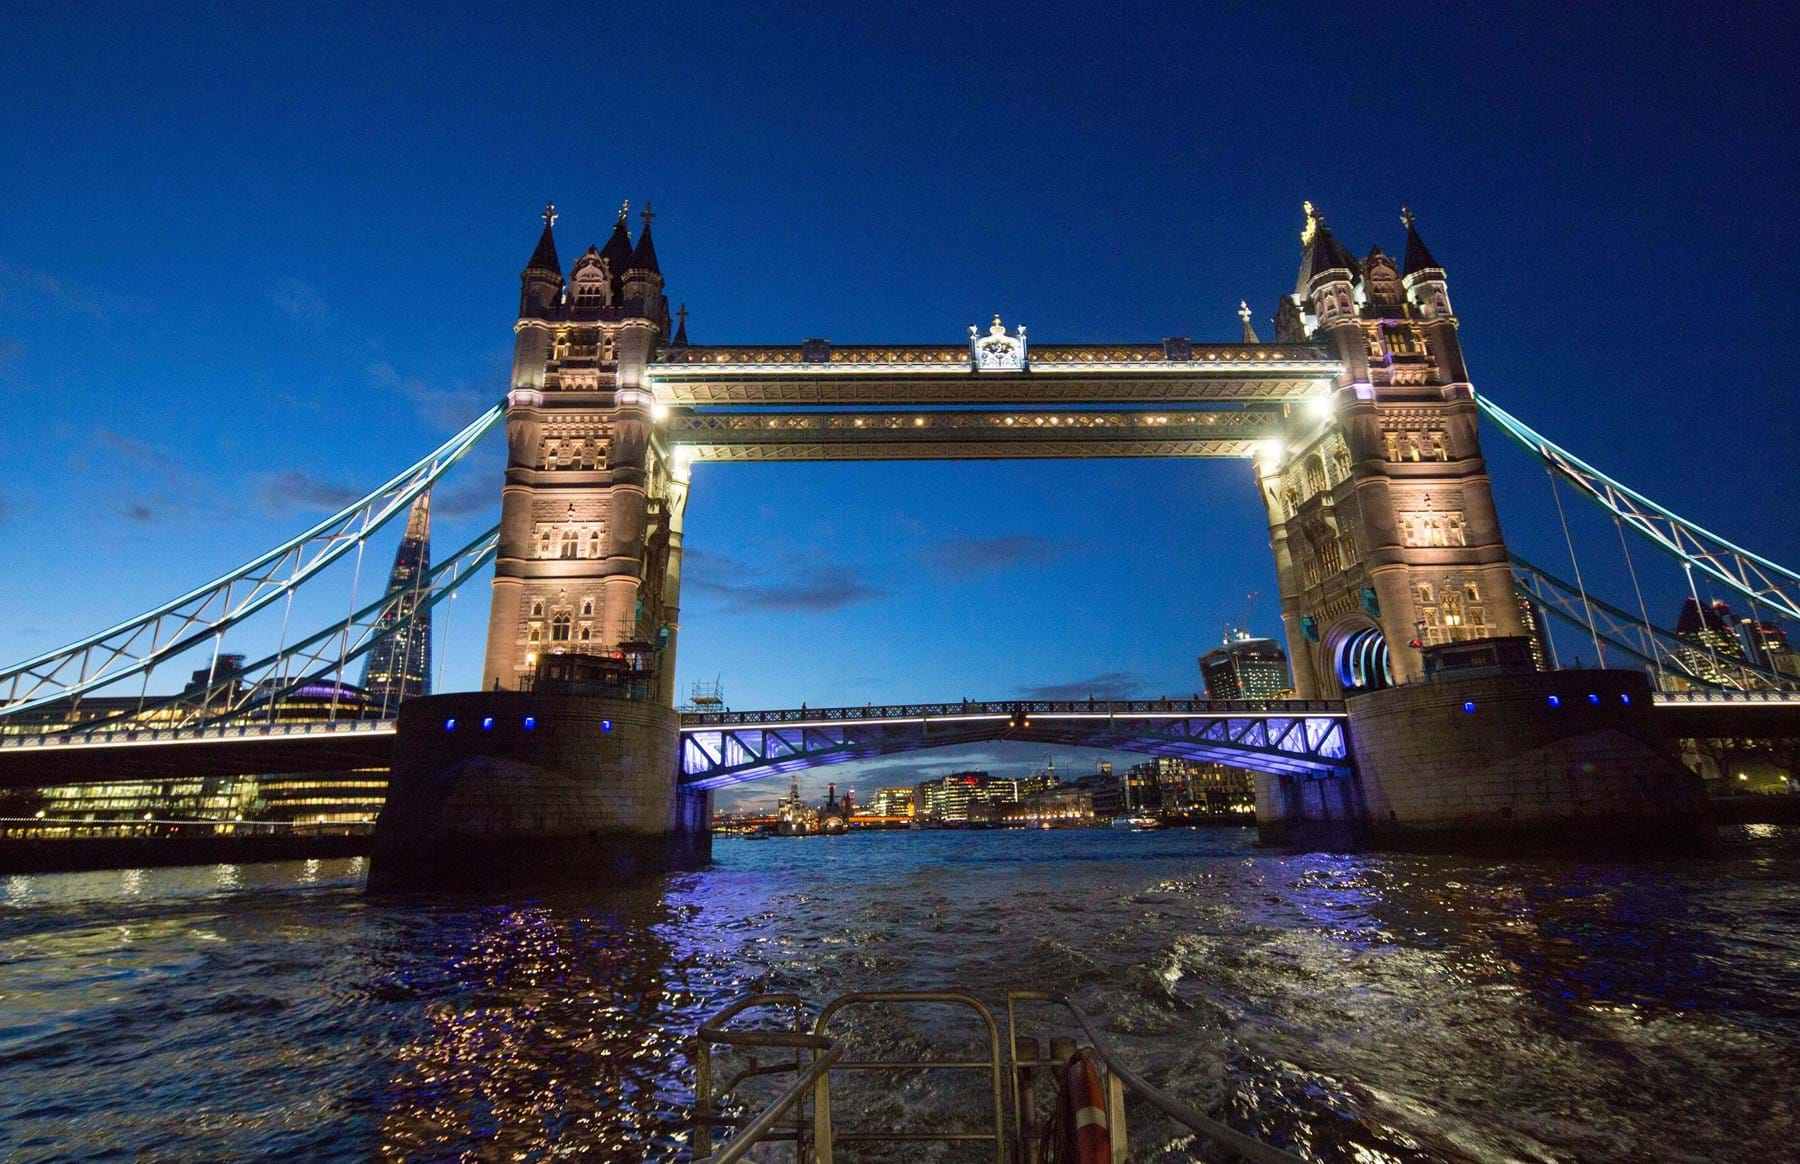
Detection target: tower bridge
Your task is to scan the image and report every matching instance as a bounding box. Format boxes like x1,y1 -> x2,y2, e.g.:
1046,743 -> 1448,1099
4,198 -> 1798,884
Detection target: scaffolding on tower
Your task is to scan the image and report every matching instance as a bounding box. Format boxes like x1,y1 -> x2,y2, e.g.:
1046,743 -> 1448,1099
682,677 -> 726,713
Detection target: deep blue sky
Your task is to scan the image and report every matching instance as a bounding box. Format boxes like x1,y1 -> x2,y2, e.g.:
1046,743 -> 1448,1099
3,3 -> 1797,807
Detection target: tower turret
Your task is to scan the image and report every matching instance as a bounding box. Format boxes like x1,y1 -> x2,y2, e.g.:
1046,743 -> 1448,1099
519,202 -> 565,319
511,204 -> 563,392
598,201 -> 635,299
1400,207 -> 1451,319
1297,202 -> 1360,331
1398,207 -> 1466,383
621,203 -> 665,319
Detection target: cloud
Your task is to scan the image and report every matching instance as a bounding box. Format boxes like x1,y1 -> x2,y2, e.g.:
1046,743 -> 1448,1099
88,428 -> 225,522
918,534 -> 1067,580
1018,671 -> 1141,700
259,471 -> 362,513
369,361 -> 492,431
0,260 -> 116,318
685,548 -> 883,613
431,474 -> 496,518
270,277 -> 332,326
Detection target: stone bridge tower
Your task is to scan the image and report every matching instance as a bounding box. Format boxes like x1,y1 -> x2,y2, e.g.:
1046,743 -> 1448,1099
1259,205 -> 1524,697
480,202 -> 689,703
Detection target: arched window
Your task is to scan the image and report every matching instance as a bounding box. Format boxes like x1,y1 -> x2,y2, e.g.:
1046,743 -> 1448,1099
530,598 -> 545,618
528,624 -> 542,645
1333,447 -> 1351,481
578,623 -> 591,643
1304,456 -> 1327,496
581,596 -> 594,617
551,613 -> 572,642
588,530 -> 602,559
560,531 -> 578,559
537,530 -> 554,558
1430,432 -> 1448,461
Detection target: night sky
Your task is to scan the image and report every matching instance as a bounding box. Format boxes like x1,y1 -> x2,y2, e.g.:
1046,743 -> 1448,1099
3,4 -> 1797,808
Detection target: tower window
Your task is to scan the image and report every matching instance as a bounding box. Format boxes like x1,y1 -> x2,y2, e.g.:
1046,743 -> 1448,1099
528,624 -> 542,645
588,530 -> 602,558
530,598 -> 545,618
560,531 -> 579,559
578,623 -> 591,642
538,530 -> 554,558
1385,432 -> 1401,461
1431,432 -> 1448,460
551,613 -> 572,642
581,597 -> 594,617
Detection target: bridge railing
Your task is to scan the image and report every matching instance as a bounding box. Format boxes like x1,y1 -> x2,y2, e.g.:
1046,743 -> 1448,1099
1652,690 -> 1800,705
0,718 -> 397,750
678,698 -> 1345,727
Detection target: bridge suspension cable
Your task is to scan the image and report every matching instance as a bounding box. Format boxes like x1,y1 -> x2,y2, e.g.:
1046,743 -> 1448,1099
1478,393 -> 1800,622
0,402 -> 505,718
63,525 -> 502,736
1511,552 -> 1795,691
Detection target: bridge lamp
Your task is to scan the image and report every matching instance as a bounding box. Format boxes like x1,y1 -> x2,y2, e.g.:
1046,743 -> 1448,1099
1253,440 -> 1284,466
34,810 -> 44,819
650,400 -> 669,422
1306,395 -> 1333,422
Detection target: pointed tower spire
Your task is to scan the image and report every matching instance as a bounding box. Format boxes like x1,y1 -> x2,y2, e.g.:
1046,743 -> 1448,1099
599,199 -> 635,274
525,201 -> 562,274
1295,200 -> 1360,295
629,202 -> 661,274
1400,206 -> 1443,276
673,303 -> 689,345
1238,300 -> 1261,343
518,202 -> 566,318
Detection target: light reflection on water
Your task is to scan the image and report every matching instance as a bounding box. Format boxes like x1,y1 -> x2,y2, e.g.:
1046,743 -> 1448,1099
0,826 -> 1795,1162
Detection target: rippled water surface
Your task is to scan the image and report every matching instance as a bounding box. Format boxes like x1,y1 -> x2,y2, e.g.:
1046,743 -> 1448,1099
2,827 -> 1797,1162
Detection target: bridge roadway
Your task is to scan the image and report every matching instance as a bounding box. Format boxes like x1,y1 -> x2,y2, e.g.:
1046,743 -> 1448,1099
0,691 -> 1794,791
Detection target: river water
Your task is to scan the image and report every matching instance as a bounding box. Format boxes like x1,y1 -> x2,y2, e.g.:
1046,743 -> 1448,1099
1,826 -> 1796,1162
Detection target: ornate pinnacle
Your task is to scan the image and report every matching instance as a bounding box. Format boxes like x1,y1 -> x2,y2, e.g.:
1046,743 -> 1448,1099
1237,300 -> 1252,322
1400,206 -> 1416,229
641,201 -> 655,229
541,201 -> 558,228
1300,200 -> 1321,246
618,199 -> 630,223
677,303 -> 688,325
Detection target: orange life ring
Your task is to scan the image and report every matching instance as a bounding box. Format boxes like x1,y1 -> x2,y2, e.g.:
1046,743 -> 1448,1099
1061,1049 -> 1110,1164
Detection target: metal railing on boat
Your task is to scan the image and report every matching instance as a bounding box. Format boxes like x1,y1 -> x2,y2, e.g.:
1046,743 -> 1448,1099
691,990 -> 1302,1164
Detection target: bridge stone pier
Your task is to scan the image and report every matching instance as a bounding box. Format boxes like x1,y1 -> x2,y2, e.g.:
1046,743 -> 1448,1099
369,692 -> 703,891
1264,647 -> 1711,852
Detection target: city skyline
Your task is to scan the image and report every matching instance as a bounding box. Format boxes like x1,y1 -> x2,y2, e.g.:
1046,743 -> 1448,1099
4,4 -> 1798,812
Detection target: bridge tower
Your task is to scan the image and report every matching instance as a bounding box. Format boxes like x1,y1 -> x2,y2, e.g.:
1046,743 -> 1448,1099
481,202 -> 688,704
1259,204 -> 1524,698
372,202 -> 702,890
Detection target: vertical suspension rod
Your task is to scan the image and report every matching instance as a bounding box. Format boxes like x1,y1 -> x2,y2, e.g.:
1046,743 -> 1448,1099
1547,465 -> 1606,667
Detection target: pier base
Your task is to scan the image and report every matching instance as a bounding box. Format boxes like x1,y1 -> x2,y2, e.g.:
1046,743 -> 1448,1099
369,692 -> 708,892
1258,669 -> 1711,853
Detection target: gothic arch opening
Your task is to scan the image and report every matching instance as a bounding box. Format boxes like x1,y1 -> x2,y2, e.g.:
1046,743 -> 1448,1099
1334,625 -> 1393,693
